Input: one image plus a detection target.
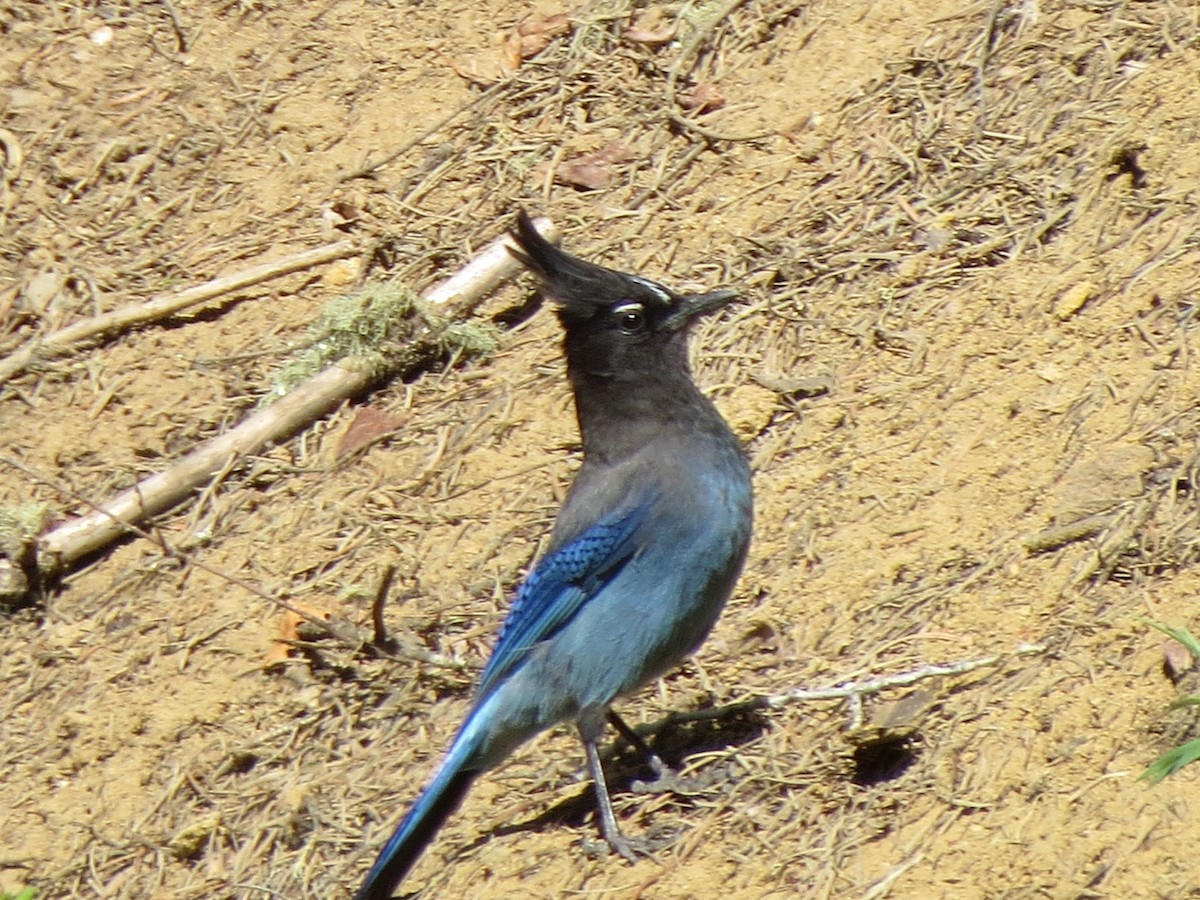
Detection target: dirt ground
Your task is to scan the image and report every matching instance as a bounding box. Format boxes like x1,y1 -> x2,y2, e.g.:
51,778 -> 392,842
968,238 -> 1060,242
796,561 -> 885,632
2,1 -> 1199,898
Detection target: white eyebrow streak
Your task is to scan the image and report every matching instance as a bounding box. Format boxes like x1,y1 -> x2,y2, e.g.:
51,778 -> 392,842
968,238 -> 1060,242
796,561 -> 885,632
627,276 -> 672,306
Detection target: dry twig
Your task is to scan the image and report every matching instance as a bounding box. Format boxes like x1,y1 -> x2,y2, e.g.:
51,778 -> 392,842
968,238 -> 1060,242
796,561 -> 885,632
664,0 -> 774,142
760,642 -> 1048,730
655,643 -> 1048,733
0,240 -> 359,386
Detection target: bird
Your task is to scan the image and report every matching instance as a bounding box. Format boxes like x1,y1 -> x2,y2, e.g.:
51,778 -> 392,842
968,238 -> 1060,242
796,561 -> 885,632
353,210 -> 753,900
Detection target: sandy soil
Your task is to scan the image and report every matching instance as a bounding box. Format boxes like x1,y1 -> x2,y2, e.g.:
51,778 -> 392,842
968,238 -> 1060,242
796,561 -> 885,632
2,1 -> 1199,898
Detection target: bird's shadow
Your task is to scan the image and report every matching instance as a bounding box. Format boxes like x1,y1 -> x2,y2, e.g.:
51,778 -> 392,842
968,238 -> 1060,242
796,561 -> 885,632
487,700 -> 770,844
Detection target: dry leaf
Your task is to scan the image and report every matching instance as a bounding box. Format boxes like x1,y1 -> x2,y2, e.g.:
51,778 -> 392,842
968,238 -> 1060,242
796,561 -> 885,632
457,12 -> 570,84
624,6 -> 676,45
265,600 -> 332,666
452,57 -> 505,86
168,812 -> 221,860
549,141 -> 636,190
321,257 -> 361,288
498,31 -> 524,78
322,198 -> 361,233
517,12 -> 570,53
867,690 -> 934,731
847,690 -> 933,747
1163,639 -> 1195,681
678,82 -> 726,113
336,406 -> 404,459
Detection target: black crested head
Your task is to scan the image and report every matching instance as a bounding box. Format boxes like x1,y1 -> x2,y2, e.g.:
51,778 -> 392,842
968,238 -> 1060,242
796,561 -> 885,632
509,210 -> 737,383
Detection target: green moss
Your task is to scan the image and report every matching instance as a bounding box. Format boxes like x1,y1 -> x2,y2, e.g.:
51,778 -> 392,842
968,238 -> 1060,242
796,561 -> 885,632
0,503 -> 48,542
266,280 -> 500,403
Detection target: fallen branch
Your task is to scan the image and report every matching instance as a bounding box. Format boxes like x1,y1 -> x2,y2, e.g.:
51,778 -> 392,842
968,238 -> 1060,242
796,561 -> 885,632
0,240 -> 358,386
21,217 -> 559,582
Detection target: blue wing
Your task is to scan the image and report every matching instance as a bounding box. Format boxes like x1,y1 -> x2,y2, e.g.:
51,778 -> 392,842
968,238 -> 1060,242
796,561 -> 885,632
476,498 -> 653,699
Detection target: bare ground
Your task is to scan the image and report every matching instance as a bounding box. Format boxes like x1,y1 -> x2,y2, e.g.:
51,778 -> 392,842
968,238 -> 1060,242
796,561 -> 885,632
2,1 -> 1200,898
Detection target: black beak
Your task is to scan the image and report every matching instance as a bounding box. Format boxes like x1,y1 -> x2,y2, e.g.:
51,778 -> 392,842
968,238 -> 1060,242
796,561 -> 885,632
662,288 -> 739,332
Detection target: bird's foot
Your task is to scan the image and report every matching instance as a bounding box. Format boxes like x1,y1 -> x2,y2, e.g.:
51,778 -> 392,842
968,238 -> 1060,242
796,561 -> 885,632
581,830 -> 660,863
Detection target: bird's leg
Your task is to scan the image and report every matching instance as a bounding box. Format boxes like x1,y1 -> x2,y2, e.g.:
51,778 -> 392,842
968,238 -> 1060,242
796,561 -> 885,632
606,710 -> 670,780
608,710 -> 701,794
579,709 -> 641,863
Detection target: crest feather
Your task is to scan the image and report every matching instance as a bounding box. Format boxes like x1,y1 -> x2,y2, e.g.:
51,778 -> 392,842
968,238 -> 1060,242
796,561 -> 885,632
510,210 -> 676,322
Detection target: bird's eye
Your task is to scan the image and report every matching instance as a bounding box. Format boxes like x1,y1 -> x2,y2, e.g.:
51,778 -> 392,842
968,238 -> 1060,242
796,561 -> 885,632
612,302 -> 646,334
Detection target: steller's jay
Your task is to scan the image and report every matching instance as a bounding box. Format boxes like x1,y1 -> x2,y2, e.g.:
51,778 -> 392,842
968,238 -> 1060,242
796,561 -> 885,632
353,211 -> 753,899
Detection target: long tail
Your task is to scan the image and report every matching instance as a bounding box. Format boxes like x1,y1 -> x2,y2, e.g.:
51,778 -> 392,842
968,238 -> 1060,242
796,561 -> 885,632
353,727 -> 482,900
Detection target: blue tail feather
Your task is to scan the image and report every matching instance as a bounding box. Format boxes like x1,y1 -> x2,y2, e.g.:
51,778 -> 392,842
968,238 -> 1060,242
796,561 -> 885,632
353,731 -> 480,900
